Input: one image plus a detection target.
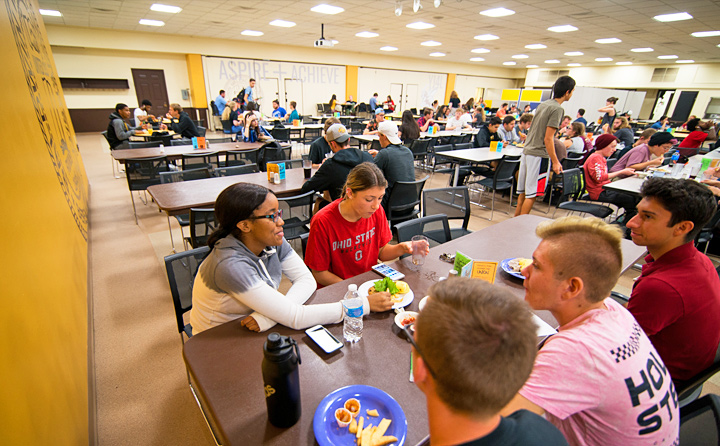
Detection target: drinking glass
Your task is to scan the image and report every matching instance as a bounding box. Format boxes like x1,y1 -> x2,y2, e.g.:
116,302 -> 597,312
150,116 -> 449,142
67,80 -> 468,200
411,235 -> 429,266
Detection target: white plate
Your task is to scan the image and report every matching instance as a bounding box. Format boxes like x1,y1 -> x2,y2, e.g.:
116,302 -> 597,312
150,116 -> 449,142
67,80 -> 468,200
418,296 -> 430,312
357,280 -> 414,309
394,311 -> 419,331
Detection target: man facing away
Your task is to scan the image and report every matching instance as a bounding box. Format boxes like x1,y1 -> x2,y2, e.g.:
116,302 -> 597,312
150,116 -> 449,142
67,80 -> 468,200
501,216 -> 679,446
214,89 -> 227,115
514,75 -> 575,216
574,108 -> 587,126
626,177 -> 720,383
369,92 -> 379,111
414,278 -> 569,446
371,120 -> 415,210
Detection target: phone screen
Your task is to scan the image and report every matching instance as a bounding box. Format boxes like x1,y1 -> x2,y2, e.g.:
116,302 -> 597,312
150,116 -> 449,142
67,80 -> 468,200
307,326 -> 343,353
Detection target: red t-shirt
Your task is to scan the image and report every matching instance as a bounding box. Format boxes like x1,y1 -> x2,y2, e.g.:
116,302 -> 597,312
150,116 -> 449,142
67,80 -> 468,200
628,242 -> 720,381
583,152 -> 609,200
678,130 -> 707,149
305,199 -> 392,280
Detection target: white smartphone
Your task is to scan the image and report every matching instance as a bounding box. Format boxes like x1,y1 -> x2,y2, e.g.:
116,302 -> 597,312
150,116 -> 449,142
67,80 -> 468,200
371,263 -> 405,281
305,325 -> 344,353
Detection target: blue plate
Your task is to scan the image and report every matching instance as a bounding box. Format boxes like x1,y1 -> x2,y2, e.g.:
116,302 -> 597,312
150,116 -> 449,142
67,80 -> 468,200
313,385 -> 407,446
500,258 -> 526,280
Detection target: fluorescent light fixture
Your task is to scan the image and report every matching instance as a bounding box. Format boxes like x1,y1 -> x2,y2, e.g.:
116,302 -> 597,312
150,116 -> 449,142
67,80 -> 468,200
595,57 -> 613,62
150,4 -> 182,13
595,37 -> 621,44
407,21 -> 435,29
545,59 -> 560,63
512,54 -> 529,59
692,30 -> 720,37
469,57 -> 485,62
676,59 -> 695,64
631,47 -> 654,52
568,63 -> 582,67
413,0 -> 422,13
311,4 -> 344,14
564,51 -> 584,56
471,48 -> 490,53
39,9 -> 62,16
525,43 -> 547,49
380,46 -> 398,51
616,61 -> 633,65
526,65 -> 539,68
474,34 -> 499,41
503,61 -> 517,66
241,30 -> 264,36
653,12 -> 693,22
480,7 -> 515,17
657,55 -> 678,59
421,40 -> 442,46
139,19 -> 164,26
355,31 -> 379,38
548,24 -> 578,33
429,52 -> 445,57
269,19 -> 296,27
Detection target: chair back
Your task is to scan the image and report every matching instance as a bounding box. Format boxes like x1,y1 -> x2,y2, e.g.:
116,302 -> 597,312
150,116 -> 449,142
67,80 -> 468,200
189,209 -> 216,249
181,152 -> 220,171
680,394 -> 720,444
409,138 -> 431,157
171,139 -> 193,146
492,156 -> 520,186
214,164 -> 259,176
197,126 -> 207,137
163,246 -> 210,339
129,141 -> 162,149
258,141 -> 288,171
271,127 -> 291,142
316,104 -> 324,115
304,127 -> 322,143
460,133 -> 473,144
207,137 -> 232,144
221,119 -> 233,133
394,214 -> 452,255
277,190 -> 315,240
447,135 -> 463,146
606,158 -> 618,170
386,176 -> 429,223
274,159 -> 303,169
560,168 -> 584,201
562,153 -> 584,170
453,142 -> 473,151
160,167 -> 212,184
101,130 -> 112,148
226,148 -> 260,166
125,156 -> 169,191
423,186 -> 471,230
350,122 -> 366,134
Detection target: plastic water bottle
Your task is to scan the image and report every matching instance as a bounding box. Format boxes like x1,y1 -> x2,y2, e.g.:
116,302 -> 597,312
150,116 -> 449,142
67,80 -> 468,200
671,151 -> 682,177
342,284 -> 363,343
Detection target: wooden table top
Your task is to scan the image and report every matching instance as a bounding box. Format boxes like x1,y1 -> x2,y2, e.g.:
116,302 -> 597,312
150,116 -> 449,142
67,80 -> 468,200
182,214 -> 646,446
112,142 -> 265,161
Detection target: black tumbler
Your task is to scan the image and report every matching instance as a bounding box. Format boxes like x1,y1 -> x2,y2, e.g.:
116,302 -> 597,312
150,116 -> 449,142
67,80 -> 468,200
304,167 -> 312,179
262,332 -> 302,428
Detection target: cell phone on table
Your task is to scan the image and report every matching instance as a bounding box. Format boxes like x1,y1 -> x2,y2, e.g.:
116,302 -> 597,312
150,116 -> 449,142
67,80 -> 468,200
305,325 -> 343,353
371,263 -> 405,281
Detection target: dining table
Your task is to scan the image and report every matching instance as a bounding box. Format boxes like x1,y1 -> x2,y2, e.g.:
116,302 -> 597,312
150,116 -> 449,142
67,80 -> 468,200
435,146 -> 524,187
111,141 -> 267,162
182,214 -> 647,446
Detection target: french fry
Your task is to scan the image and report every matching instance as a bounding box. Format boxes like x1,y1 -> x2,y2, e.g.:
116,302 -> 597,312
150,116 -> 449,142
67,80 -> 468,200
361,424 -> 372,446
375,436 -> 398,446
366,408 -> 379,417
356,416 -> 364,439
349,417 -> 358,434
371,418 -> 392,445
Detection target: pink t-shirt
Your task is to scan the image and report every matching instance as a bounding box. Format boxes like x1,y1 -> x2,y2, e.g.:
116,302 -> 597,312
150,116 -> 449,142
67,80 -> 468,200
519,299 -> 679,446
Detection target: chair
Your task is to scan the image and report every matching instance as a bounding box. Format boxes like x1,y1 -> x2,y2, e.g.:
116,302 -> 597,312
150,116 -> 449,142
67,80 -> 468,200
196,126 -> 207,137
207,137 -> 232,144
423,186 -> 472,239
226,148 -> 260,166
470,155 -> 520,221
277,190 -> 315,240
171,139 -> 193,146
459,133 -> 473,144
409,138 -> 432,167
453,142 -> 473,151
221,119 -> 233,134
274,159 -> 303,169
680,393 -> 720,444
606,158 -> 618,170
350,122 -> 366,134
554,168 -> 614,219
316,104 -> 324,115
214,164 -> 259,176
695,209 -> 720,254
259,144 -> 292,171
303,127 -> 322,145
102,130 -> 123,179
125,156 -> 169,224
386,176 -> 429,227
270,127 -> 291,142
186,208 -> 216,249
675,358 -> 720,406
163,245 -> 210,342
181,151 -> 220,171
302,115 -> 313,124
370,140 -> 381,151
159,168 -> 213,250
129,141 -> 161,149
543,153 -> 584,214
300,233 -> 309,258
394,214 -> 452,257
430,144 -> 454,172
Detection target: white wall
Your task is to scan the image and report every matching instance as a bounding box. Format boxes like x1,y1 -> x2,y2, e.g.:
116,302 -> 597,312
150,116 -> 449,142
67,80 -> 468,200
357,68 -> 446,111
453,75 -> 519,106
51,46 -> 191,109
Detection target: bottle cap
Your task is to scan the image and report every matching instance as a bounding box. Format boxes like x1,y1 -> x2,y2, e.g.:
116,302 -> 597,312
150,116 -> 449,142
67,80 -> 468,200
348,284 -> 357,292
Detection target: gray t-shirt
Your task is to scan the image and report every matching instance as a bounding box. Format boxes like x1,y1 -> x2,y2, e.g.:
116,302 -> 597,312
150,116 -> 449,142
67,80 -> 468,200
524,99 -> 564,158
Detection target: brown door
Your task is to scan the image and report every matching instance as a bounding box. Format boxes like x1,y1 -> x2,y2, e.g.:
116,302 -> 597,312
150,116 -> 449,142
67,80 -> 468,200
132,69 -> 170,117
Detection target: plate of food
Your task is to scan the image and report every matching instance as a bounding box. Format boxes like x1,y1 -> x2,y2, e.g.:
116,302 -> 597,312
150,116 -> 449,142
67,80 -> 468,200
358,277 -> 414,309
313,385 -> 407,446
500,257 -> 531,280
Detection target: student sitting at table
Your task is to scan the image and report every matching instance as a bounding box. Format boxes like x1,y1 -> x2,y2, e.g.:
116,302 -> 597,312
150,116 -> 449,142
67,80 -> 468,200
497,115 -> 521,144
308,117 -> 340,168
189,183 -> 394,334
501,216 -> 679,446
515,113 -> 533,141
160,103 -> 200,139
472,105 -> 486,125
415,279 -> 569,446
496,103 -> 508,118
271,99 -> 286,119
633,128 -> 657,148
242,102 -> 270,142
305,163 -> 426,286
445,107 -> 472,131
434,105 -> 449,121
364,108 -> 385,135
226,101 -> 242,141
284,101 -> 300,123
562,122 -> 586,154
417,108 -> 435,132
134,99 -> 155,127
610,131 -> 674,178
106,103 -> 145,149
604,116 -> 634,151
474,116 -> 502,148
383,95 -> 395,113
573,108 -> 587,125
398,110 -> 420,145
678,117 -> 718,149
650,115 -> 669,130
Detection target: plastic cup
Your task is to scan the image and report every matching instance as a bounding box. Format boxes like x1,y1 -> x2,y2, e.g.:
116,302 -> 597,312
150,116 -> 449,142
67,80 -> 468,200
411,235 -> 429,266
302,159 -> 312,179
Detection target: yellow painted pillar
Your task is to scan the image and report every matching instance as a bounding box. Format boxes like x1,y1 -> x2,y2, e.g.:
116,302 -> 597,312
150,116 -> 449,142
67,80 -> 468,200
346,65 -> 358,102
444,73 -> 456,105
186,53 -> 208,108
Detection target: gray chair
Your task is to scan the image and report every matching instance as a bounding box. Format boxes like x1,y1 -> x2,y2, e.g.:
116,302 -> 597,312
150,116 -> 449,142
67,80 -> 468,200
181,151 -> 220,171
680,393 -> 720,444
554,168 -> 614,219
129,141 -> 161,149
206,137 -> 232,144
277,190 -> 315,241
423,186 -> 472,239
303,127 -> 322,144
171,139 -> 193,146
186,208 -> 216,249
214,164 -> 259,176
196,126 -> 207,137
125,156 -> 169,224
273,159 -> 303,169
226,148 -> 260,167
386,176 -> 429,228
543,153 -> 585,214
409,138 -> 432,167
394,213 -> 452,247
270,127 -> 291,142
102,130 -> 123,179
163,245 -> 210,343
159,168 -> 213,250
470,155 -> 520,221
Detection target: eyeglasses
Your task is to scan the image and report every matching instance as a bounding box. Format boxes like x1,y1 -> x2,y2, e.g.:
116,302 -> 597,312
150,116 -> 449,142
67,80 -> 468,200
249,209 -> 283,223
402,325 -> 439,380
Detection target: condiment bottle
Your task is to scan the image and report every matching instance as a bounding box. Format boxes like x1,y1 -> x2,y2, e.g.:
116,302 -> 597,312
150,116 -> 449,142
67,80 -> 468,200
262,333 -> 302,428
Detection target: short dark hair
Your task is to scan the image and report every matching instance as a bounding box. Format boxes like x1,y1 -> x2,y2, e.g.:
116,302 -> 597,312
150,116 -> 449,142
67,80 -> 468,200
640,178 -> 717,242
578,108 -> 585,116
423,108 -> 433,117
519,113 -> 534,124
219,89 -> 225,95
488,116 -> 502,126
607,96 -> 618,104
502,115 -> 515,125
373,93 -> 378,96
249,78 -> 256,83
552,75 -> 576,98
289,101 -> 297,108
141,99 -> 152,107
115,103 -> 128,112
416,278 -> 537,418
687,118 -> 701,132
272,99 -> 279,105
501,103 -> 508,108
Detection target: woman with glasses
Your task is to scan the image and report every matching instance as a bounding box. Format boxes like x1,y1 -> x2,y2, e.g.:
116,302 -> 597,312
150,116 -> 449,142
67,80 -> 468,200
190,183 -> 393,334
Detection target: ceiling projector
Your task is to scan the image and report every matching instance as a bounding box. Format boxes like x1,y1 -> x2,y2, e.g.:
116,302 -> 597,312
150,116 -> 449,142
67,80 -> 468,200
314,24 -> 334,48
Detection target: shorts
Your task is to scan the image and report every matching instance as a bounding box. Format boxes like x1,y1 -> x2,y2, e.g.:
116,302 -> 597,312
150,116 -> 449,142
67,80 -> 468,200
516,154 -> 546,198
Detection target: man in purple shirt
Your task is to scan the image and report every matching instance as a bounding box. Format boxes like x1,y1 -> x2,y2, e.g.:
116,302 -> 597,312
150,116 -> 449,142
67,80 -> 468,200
610,132 -> 675,178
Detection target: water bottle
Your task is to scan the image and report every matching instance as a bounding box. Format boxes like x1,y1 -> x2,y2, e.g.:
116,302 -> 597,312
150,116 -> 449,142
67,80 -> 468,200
671,151 -> 682,177
262,332 -> 302,428
159,143 -> 165,154
343,284 -> 363,343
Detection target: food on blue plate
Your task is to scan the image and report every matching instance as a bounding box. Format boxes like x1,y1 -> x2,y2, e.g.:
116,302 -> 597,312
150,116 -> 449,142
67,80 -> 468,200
507,258 -> 532,273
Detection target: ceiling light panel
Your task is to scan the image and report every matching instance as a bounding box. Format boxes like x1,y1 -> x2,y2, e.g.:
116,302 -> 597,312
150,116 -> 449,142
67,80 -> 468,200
692,31 -> 720,37
657,55 -> 678,59
39,9 -> 62,16
548,25 -> 578,32
355,31 -> 379,38
470,57 -> 485,61
311,4 -> 344,14
150,4 -> 182,13
616,62 -> 632,65
269,19 -> 296,27
480,7 -> 515,17
564,51 -> 584,56
139,19 -> 164,26
676,60 -> 694,64
406,21 -> 434,29
474,34 -> 499,41
595,38 -> 621,44
471,48 -> 490,53
653,12 -> 693,22
380,46 -> 398,51
631,48 -> 654,52
503,61 -> 517,66
545,59 -> 560,63
429,52 -> 445,57
421,40 -> 442,46
512,54 -> 529,59
525,44 -> 547,49
526,65 -> 539,68
241,30 -> 264,36
595,57 -> 613,62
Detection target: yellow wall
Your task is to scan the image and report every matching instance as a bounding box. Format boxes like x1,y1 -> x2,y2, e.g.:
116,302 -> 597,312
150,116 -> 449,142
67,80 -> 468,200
186,53 -> 207,108
0,1 -> 89,444
346,65 -> 358,102
445,73 -> 456,104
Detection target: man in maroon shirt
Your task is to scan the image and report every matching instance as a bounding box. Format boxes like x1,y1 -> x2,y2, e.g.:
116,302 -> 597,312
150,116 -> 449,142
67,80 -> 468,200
626,177 -> 720,383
